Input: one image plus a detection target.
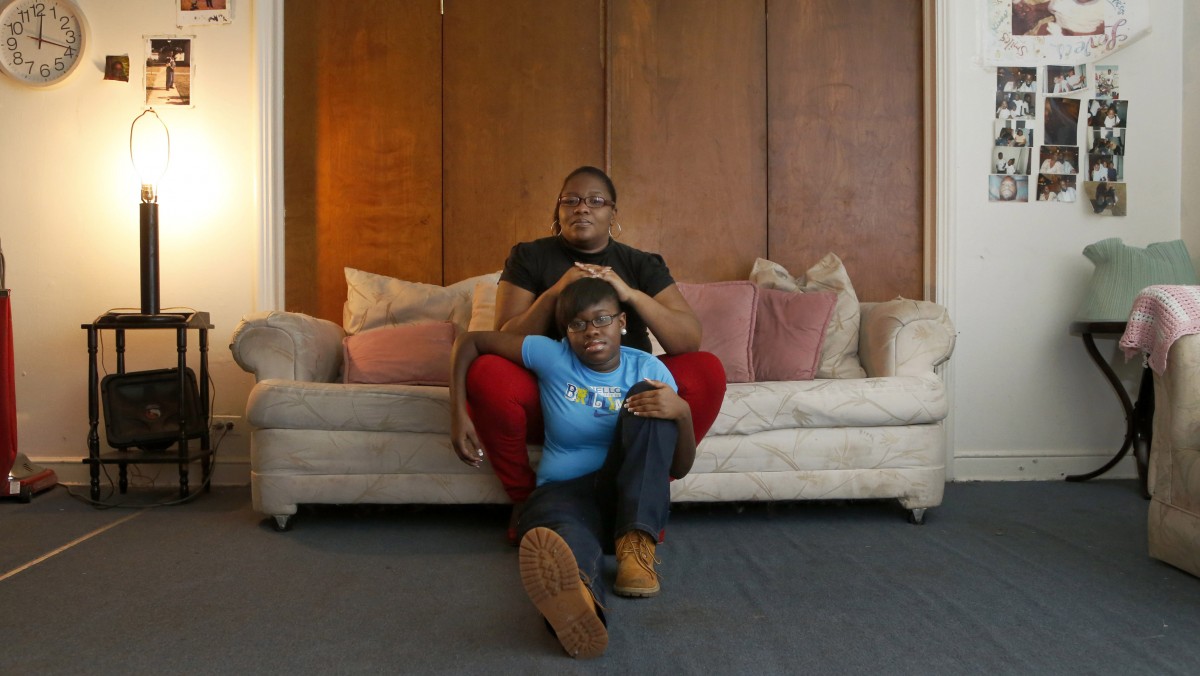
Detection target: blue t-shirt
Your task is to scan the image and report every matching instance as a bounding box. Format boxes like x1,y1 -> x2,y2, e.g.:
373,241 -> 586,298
521,335 -> 677,485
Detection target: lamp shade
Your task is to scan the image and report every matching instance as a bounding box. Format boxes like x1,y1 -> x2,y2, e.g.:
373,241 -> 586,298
129,109 -> 170,203
1074,238 -> 1200,322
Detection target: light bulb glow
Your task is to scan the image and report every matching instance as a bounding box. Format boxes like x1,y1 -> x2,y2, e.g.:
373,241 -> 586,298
130,109 -> 170,203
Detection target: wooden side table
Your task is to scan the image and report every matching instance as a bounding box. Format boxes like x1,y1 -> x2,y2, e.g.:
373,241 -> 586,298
1067,321 -> 1151,498
83,311 -> 214,501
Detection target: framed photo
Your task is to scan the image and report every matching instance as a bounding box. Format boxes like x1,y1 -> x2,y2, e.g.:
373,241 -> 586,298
178,0 -> 232,26
144,36 -> 194,107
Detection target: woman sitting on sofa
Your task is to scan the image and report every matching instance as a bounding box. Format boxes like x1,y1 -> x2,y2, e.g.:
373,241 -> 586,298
450,277 -> 696,659
465,165 -> 725,541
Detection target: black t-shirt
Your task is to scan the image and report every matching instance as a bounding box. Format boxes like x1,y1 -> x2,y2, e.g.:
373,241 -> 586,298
500,236 -> 675,353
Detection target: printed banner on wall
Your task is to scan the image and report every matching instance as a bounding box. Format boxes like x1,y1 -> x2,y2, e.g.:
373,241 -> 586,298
981,0 -> 1151,66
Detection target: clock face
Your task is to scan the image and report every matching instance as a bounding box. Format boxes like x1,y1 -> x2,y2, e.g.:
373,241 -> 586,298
0,0 -> 89,88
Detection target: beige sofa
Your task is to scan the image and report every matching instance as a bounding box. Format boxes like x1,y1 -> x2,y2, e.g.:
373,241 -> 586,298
1147,333 -> 1200,578
230,269 -> 956,531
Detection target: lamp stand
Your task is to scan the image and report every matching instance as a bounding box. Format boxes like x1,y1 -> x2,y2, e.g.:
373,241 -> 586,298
139,202 -> 160,316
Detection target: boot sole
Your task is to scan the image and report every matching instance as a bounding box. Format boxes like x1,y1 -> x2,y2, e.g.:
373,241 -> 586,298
519,527 -> 608,659
613,583 -> 660,598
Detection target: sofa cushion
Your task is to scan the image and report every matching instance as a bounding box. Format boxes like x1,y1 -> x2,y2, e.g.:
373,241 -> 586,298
343,267 -> 501,335
677,281 -> 758,383
752,289 -> 836,381
750,254 -> 867,379
247,379 -> 455,434
1074,238 -> 1199,322
343,321 -> 456,386
708,374 -> 947,436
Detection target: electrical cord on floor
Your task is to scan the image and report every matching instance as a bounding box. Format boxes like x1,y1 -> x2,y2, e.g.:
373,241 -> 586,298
64,423 -> 229,510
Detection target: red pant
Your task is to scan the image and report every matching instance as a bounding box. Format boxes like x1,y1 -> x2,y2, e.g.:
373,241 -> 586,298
466,351 -> 726,502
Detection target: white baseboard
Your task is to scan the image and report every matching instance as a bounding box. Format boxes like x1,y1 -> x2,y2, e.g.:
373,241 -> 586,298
951,452 -> 1139,482
27,452 -> 1139,489
31,455 -> 251,489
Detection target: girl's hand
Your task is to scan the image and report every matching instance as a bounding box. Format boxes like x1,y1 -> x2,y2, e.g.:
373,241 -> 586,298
624,378 -> 689,420
451,417 -> 486,467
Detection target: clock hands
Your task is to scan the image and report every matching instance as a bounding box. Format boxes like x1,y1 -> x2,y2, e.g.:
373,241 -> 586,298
24,34 -> 71,51
36,15 -> 43,50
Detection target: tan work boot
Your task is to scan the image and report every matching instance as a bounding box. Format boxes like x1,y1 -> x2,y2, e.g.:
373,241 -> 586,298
519,527 -> 608,659
614,529 -> 661,597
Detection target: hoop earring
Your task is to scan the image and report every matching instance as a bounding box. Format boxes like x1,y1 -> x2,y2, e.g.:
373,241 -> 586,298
609,222 -> 623,239
551,219 -> 561,236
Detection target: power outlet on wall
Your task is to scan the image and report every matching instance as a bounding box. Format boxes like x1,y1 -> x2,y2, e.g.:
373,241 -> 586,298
211,415 -> 241,433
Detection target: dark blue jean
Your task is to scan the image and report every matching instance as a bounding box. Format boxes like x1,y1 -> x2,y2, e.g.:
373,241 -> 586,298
517,381 -> 677,606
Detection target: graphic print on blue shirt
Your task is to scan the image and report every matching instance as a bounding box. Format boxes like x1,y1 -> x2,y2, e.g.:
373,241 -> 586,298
563,382 -> 623,417
521,335 -> 676,485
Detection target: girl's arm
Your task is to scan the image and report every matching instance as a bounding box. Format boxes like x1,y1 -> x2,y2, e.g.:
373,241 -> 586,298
449,331 -> 527,466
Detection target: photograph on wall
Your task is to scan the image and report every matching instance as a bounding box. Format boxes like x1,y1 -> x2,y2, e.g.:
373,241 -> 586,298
981,0 -> 1150,66
993,147 -> 1033,176
1036,174 -> 1077,203
1038,146 -> 1079,175
994,120 -> 1033,149
989,174 -> 1029,203
1087,99 -> 1128,131
1084,180 -> 1126,216
1087,155 -> 1123,181
1046,64 -> 1088,94
1043,96 -> 1081,146
178,0 -> 232,26
1094,65 -> 1119,98
144,36 -> 193,107
1088,128 -> 1126,156
104,55 -> 130,82
996,91 -> 1036,120
997,66 -> 1038,93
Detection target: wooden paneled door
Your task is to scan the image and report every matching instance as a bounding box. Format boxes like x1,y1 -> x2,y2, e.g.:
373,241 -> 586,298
608,0 -> 768,284
284,1 -> 929,322
767,0 -> 926,302
284,1 -> 444,322
442,0 -> 606,283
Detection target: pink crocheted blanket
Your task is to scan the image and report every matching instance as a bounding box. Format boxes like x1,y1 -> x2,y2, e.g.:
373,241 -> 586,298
1120,285 -> 1200,374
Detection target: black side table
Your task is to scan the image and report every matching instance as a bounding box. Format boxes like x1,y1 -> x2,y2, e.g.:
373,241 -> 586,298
83,311 -> 214,501
1067,321 -> 1152,498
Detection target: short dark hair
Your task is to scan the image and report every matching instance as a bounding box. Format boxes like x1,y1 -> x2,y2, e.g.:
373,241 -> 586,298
555,278 -> 620,334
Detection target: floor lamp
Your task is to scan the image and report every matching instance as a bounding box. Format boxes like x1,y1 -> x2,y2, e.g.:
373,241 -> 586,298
128,108 -> 170,318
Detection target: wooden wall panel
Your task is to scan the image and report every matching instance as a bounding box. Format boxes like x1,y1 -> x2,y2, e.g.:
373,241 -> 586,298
767,0 -> 924,301
609,0 -> 767,284
284,1 -> 443,323
442,0 -> 606,284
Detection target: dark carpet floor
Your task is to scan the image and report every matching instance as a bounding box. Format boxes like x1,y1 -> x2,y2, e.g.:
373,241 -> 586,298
2,479 -> 1198,675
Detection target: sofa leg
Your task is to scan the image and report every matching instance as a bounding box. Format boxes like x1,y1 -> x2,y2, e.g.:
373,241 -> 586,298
270,514 -> 294,532
907,508 -> 927,525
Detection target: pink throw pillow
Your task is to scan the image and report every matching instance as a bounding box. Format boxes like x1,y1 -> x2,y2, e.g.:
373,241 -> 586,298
343,321 -> 456,385
752,289 -> 836,381
677,281 -> 758,383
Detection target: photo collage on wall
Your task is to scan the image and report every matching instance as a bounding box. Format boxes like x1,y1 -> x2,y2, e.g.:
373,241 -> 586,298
989,61 -> 1129,216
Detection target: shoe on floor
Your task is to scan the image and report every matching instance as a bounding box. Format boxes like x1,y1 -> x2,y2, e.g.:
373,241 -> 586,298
614,529 -> 661,598
519,527 -> 608,659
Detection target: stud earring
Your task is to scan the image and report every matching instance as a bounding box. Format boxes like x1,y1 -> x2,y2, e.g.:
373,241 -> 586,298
620,328 -> 627,335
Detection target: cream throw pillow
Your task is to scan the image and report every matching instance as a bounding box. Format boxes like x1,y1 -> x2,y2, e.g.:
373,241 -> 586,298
468,281 -> 499,331
343,267 -> 501,335
749,254 -> 866,379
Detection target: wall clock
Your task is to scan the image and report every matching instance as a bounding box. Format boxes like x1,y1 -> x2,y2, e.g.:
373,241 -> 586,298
0,0 -> 89,88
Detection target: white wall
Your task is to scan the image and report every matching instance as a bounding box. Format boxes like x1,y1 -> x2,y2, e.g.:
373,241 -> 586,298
2,0 -> 1193,485
0,0 -> 258,479
947,0 -> 1188,480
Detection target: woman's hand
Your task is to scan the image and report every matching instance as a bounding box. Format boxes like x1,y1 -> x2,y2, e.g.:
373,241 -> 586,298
585,263 -> 634,303
451,415 -> 486,467
623,378 -> 689,421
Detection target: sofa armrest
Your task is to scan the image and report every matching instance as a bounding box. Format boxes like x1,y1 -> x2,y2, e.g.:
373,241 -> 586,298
858,299 -> 956,378
229,311 -> 346,383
